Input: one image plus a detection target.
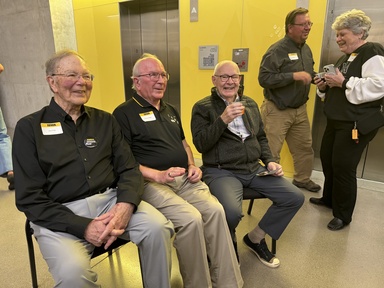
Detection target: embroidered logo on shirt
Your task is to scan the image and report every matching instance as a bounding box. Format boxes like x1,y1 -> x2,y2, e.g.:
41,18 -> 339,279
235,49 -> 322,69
41,122 -> 63,135
168,114 -> 179,124
84,138 -> 97,148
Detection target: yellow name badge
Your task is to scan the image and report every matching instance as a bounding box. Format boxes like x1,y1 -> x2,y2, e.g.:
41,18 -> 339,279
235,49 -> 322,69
348,53 -> 358,62
41,122 -> 63,135
139,111 -> 156,122
288,53 -> 299,60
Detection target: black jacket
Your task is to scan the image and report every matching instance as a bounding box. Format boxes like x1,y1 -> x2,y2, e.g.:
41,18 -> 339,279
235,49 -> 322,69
191,89 -> 275,174
258,36 -> 315,109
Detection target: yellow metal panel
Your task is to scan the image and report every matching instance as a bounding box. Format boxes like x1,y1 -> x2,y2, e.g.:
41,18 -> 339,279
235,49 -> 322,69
180,0 -> 327,175
73,1 -> 124,113
72,0 -> 119,10
72,0 -> 327,174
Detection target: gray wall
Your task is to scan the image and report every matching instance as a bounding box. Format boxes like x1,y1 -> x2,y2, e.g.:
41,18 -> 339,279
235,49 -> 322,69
0,0 -> 76,137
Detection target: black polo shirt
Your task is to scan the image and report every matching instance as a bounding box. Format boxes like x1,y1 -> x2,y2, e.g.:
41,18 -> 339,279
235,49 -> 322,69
13,98 -> 143,238
113,93 -> 188,170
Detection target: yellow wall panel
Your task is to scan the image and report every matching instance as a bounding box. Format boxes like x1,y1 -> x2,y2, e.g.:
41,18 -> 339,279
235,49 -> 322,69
180,0 -> 326,176
72,0 -> 118,10
72,0 -> 327,176
73,1 -> 125,112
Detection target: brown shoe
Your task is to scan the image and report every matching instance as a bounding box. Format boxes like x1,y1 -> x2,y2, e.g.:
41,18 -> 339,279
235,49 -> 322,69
292,179 -> 321,192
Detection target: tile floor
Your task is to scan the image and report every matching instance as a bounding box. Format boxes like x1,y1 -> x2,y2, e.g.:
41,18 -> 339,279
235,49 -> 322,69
1,170 -> 383,288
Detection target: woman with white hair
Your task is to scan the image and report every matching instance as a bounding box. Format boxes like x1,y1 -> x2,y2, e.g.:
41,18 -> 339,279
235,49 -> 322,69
310,9 -> 384,230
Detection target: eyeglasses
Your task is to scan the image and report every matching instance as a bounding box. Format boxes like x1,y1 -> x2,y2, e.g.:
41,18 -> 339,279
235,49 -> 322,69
214,74 -> 241,82
136,72 -> 170,81
51,72 -> 94,82
292,22 -> 313,28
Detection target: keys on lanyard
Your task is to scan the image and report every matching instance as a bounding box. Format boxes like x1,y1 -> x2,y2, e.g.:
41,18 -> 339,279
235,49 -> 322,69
352,122 -> 359,144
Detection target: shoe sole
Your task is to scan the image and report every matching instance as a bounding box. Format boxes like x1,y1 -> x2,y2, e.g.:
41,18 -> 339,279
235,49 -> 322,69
242,239 -> 280,268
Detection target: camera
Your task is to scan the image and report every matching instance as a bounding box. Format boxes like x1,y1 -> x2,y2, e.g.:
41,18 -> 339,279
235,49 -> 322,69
323,64 -> 336,75
316,72 -> 326,80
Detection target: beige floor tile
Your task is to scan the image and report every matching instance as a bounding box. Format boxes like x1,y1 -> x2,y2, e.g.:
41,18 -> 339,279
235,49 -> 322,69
1,171 -> 383,288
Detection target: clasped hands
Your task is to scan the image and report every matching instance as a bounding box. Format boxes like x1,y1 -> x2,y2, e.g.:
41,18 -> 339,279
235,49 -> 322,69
84,202 -> 134,249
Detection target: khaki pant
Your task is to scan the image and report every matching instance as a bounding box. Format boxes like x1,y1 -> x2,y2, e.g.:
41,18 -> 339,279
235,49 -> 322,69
143,174 -> 243,288
261,99 -> 314,183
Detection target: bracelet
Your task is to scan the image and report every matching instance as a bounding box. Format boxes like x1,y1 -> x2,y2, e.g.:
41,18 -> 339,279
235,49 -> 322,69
188,163 -> 195,167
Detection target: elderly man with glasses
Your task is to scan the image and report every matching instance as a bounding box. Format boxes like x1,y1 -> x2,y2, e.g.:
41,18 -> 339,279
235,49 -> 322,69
258,7 -> 321,193
113,53 -> 243,288
191,60 -> 304,268
14,50 -> 175,288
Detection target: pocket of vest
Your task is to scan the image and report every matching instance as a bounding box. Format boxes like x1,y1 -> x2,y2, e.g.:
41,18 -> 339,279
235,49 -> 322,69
357,108 -> 384,135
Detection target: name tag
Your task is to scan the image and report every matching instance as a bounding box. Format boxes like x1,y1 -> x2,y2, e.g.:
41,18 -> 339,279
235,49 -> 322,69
288,53 -> 299,60
348,53 -> 358,62
41,122 -> 63,135
140,111 -> 156,122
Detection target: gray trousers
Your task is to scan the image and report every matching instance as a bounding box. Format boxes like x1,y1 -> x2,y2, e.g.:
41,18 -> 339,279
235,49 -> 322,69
31,189 -> 174,288
202,167 -> 305,241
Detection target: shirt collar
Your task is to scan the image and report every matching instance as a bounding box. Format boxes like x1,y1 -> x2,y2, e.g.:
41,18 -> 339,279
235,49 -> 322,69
132,92 -> 167,111
214,88 -> 240,105
285,35 -> 306,48
49,97 -> 88,121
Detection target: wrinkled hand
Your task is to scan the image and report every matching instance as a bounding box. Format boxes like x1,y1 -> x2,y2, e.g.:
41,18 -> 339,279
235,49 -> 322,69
267,162 -> 284,177
187,164 -> 202,183
98,202 -> 134,249
220,102 -> 244,124
293,71 -> 312,85
162,167 -> 186,183
324,68 -> 344,88
84,213 -> 114,247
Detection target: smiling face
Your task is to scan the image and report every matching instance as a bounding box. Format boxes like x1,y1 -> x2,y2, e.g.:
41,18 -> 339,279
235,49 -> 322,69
47,55 -> 92,111
132,58 -> 167,107
335,28 -> 364,54
288,13 -> 312,44
212,61 -> 241,102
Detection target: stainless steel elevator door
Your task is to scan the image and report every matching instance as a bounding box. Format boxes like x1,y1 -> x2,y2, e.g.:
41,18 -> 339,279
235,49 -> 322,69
119,0 -> 180,111
312,0 -> 384,182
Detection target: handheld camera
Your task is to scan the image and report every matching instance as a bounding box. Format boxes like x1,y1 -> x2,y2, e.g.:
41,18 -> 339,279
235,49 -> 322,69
323,64 -> 336,75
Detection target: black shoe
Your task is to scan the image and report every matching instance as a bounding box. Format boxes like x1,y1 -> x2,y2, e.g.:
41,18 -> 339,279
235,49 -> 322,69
309,197 -> 331,208
292,179 -> 321,192
327,217 -> 348,231
7,173 -> 14,191
243,234 -> 280,268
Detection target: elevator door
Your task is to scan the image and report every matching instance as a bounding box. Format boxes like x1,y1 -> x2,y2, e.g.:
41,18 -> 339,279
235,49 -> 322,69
312,0 -> 384,182
119,0 -> 180,111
